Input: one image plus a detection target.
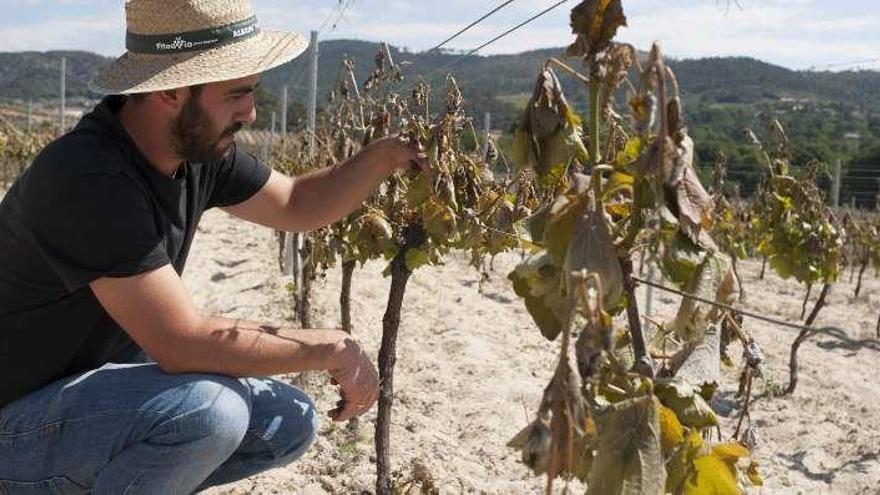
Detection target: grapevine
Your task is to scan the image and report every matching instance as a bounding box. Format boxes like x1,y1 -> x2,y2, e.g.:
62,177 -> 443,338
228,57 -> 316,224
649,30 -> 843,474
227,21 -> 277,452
506,1 -> 763,492
746,123 -> 844,395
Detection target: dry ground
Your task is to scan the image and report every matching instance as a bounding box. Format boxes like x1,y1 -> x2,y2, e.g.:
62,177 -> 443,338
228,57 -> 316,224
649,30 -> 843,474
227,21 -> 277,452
184,209 -> 880,494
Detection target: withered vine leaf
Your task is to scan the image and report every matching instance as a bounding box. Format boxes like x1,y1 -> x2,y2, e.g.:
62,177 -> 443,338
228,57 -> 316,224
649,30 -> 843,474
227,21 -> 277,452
587,395 -> 666,495
667,134 -> 716,249
512,68 -> 588,185
567,0 -> 627,59
545,334 -> 595,484
509,253 -> 566,340
654,378 -> 718,428
564,187 -> 625,312
670,251 -> 734,342
544,190 -> 590,266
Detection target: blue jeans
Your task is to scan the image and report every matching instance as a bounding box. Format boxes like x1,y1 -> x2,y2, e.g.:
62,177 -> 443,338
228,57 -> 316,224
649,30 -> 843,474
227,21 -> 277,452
0,363 -> 319,494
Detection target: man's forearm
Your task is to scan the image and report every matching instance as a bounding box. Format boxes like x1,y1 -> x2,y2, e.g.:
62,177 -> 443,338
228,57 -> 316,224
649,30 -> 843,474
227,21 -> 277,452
164,313 -> 352,377
287,142 -> 397,232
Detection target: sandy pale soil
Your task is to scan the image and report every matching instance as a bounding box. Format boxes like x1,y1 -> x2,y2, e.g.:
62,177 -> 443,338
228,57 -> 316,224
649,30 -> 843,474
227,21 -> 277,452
190,209 -> 880,495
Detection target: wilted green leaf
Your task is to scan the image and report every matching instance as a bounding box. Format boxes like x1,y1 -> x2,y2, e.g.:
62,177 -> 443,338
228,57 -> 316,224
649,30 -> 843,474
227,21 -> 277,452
661,233 -> 703,288
525,203 -> 552,245
423,200 -> 458,242
654,378 -> 718,428
509,253 -> 566,340
544,191 -> 589,266
587,395 -> 666,495
406,173 -> 432,205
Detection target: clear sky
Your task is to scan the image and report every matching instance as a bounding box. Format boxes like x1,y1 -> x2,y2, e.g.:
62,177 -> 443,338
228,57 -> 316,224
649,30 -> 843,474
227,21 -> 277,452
1,0 -> 878,71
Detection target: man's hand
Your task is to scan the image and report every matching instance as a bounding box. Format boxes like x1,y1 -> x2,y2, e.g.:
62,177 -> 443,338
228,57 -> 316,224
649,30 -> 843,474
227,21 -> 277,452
223,133 -> 429,234
367,135 -> 429,174
327,337 -> 380,422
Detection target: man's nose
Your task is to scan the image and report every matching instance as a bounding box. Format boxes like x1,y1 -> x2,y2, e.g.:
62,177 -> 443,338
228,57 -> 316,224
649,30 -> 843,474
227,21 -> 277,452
241,102 -> 257,125
236,96 -> 257,125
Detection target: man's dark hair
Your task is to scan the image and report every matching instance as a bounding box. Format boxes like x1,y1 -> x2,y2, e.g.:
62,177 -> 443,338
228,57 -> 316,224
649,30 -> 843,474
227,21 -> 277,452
128,84 -> 204,103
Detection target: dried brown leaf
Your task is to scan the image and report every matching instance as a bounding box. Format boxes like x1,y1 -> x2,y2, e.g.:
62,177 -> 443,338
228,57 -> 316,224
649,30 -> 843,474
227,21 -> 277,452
567,0 -> 628,59
564,188 -> 625,312
668,135 -> 716,248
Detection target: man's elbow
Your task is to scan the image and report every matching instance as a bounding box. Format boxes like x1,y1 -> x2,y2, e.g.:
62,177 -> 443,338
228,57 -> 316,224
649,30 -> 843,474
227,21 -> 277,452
283,205 -> 324,234
143,318 -> 205,374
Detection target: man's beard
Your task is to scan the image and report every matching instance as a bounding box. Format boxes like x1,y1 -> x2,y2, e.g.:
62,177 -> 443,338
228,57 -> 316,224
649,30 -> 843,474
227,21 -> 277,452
170,95 -> 242,164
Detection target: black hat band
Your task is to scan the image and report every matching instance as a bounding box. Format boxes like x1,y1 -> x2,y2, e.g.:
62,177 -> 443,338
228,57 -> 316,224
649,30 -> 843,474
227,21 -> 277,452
126,16 -> 260,54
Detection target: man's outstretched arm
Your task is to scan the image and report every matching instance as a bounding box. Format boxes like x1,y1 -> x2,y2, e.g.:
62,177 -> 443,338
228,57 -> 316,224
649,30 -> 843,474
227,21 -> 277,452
222,135 -> 426,233
90,265 -> 377,422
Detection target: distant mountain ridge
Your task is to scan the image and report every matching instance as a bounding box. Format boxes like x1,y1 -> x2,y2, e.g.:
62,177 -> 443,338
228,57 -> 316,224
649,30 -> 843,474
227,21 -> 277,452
2,40 -> 879,130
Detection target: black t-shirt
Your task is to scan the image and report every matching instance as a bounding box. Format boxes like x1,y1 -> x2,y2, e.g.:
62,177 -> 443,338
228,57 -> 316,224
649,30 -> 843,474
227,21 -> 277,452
0,95 -> 271,408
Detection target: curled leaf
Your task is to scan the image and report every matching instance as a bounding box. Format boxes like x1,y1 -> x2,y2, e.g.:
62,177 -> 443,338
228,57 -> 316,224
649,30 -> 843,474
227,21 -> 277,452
654,378 -> 718,428
670,251 -> 735,343
567,0 -> 628,59
507,416 -> 552,476
513,69 -> 588,184
667,134 -> 716,249
564,187 -> 625,312
509,252 -> 566,340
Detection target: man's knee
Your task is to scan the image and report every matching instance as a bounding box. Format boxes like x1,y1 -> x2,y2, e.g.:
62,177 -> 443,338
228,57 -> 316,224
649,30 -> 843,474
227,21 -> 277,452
243,379 -> 319,467
152,375 -> 252,455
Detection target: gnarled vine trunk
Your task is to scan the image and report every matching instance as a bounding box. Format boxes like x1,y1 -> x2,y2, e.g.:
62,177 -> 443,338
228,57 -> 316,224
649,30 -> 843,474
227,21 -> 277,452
376,225 -> 422,495
340,260 -> 356,334
855,260 -> 868,298
300,237 -> 314,329
731,257 -> 745,302
800,284 -> 813,321
618,256 -> 652,376
293,237 -> 320,394
339,259 -> 358,436
786,282 -> 831,395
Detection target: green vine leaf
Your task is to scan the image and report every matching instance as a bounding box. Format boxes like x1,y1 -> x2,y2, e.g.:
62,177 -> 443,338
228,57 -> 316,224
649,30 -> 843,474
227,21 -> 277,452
404,248 -> 431,272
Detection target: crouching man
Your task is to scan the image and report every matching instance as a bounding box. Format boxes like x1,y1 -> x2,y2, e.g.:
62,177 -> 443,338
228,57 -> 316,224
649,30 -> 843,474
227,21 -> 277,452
0,0 -> 424,492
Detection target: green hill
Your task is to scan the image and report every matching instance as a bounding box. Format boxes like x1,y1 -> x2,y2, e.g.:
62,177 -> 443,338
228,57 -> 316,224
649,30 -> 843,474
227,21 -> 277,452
2,42 -> 878,199
0,51 -> 110,101
3,41 -> 880,123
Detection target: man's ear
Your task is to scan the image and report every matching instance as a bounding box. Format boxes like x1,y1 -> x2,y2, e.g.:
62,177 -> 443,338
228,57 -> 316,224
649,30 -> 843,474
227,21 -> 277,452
155,88 -> 188,111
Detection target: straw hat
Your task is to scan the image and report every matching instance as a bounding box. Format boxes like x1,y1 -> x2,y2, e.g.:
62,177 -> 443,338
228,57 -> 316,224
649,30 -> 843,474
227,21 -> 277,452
91,0 -> 308,94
